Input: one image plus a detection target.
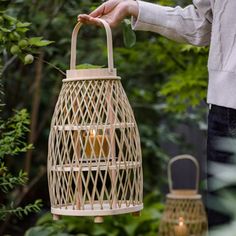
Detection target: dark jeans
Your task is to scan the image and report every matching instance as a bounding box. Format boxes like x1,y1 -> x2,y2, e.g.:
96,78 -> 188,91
207,104 -> 236,227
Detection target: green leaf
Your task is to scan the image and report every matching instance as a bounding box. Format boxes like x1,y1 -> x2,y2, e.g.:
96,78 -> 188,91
122,19 -> 136,48
36,212 -> 53,225
16,22 -> 31,28
0,26 -> 11,32
76,64 -> 104,69
3,14 -> 17,23
16,27 -> 29,33
25,226 -> 53,236
29,37 -> 54,47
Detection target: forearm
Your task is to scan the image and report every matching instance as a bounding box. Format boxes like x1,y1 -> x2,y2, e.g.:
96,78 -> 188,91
132,0 -> 213,46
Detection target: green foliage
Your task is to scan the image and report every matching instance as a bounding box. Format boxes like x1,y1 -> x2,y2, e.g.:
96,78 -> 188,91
0,109 -> 31,194
0,8 -> 53,68
28,37 -> 53,47
0,0 -> 54,228
0,109 -> 33,159
160,61 -> 208,112
158,0 -> 176,6
0,109 -> 42,221
115,33 -> 209,115
0,199 -> 42,221
0,168 -> 27,193
76,64 -> 104,69
159,45 -> 208,112
122,19 -> 136,48
25,192 -> 164,236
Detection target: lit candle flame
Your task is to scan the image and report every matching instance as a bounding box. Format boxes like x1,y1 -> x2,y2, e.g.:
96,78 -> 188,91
179,217 -> 184,226
174,217 -> 188,236
85,129 -> 109,158
90,129 -> 96,137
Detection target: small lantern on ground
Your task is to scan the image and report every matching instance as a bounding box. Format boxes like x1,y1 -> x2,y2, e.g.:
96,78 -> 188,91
159,155 -> 208,236
47,19 -> 143,222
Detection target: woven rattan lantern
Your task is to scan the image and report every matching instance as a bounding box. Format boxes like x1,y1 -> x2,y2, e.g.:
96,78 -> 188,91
159,155 -> 208,236
47,19 -> 143,222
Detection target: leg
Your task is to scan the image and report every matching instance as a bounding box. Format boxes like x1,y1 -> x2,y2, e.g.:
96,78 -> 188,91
207,104 -> 235,227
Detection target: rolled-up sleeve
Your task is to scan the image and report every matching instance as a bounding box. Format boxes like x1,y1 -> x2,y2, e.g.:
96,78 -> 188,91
131,0 -> 213,46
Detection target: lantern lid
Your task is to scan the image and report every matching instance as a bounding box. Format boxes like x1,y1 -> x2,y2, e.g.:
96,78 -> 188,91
167,189 -> 202,199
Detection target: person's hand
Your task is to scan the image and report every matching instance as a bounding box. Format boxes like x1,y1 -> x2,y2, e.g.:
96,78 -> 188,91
77,0 -> 138,27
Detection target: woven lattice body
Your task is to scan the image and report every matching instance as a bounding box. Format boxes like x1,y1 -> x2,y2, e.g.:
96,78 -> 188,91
159,197 -> 208,236
47,69 -> 143,216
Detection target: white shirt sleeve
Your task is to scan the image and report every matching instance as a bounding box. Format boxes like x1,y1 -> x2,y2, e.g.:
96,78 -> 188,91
131,0 -> 213,46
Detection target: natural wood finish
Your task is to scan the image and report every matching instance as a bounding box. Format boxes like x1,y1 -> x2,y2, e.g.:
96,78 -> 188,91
168,154 -> 200,194
51,203 -> 143,216
48,78 -> 143,216
159,155 -> 208,236
94,216 -> 104,223
47,20 -> 143,217
159,198 -> 208,236
70,19 -> 114,71
53,214 -> 60,220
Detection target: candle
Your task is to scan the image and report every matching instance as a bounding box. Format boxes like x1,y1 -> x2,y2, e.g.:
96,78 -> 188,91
85,130 -> 109,158
174,217 -> 188,236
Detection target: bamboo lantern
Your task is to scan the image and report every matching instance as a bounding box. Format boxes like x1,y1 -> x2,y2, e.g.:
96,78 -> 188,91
159,155 -> 208,236
47,19 -> 143,222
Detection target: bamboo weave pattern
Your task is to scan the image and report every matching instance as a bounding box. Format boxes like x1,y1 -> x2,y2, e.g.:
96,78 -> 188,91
159,198 -> 208,236
159,155 -> 208,236
48,78 -> 143,215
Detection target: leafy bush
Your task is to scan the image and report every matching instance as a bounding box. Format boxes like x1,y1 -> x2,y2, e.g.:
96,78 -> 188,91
0,0 -> 51,233
0,109 -> 42,220
0,1 -> 53,68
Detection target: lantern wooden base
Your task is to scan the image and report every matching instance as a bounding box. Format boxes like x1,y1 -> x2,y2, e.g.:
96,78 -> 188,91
51,203 -> 143,216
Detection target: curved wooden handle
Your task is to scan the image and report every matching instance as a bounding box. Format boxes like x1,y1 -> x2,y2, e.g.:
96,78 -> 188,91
70,18 -> 114,71
167,154 -> 200,193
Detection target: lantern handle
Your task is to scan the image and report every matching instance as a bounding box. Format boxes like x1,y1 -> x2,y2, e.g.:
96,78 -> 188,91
167,154 -> 200,193
70,18 -> 114,72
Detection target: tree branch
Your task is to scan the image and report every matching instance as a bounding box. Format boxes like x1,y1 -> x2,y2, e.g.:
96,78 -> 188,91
1,56 -> 17,76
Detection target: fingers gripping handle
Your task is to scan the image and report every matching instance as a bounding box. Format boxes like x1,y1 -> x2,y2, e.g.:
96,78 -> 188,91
167,154 -> 200,193
70,18 -> 114,71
